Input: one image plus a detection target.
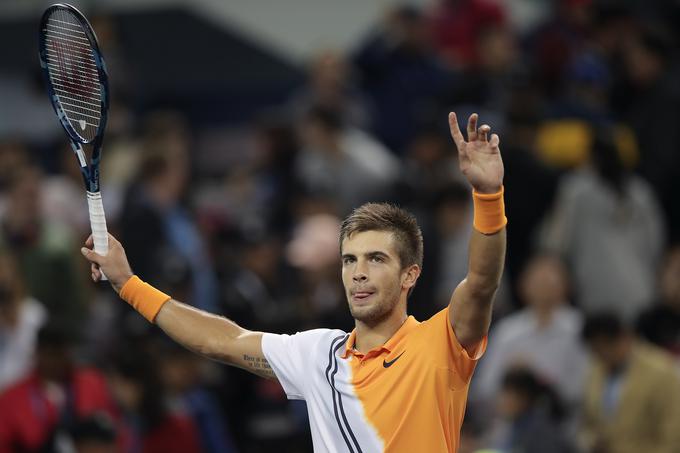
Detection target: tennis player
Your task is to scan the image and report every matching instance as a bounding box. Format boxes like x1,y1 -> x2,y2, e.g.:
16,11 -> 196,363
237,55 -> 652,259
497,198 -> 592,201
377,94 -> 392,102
81,112 -> 506,452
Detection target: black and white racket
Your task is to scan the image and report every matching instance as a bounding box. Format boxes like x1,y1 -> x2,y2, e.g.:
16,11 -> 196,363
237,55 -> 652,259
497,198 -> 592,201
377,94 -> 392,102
39,3 -> 110,278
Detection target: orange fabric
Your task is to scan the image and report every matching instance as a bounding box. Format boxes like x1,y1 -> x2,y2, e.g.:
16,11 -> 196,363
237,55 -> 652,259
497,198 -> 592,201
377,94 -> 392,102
342,307 -> 487,452
119,276 -> 171,323
472,186 -> 507,234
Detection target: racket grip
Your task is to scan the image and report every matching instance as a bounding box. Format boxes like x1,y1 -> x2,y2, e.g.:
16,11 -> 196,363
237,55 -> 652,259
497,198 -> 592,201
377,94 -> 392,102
87,191 -> 109,281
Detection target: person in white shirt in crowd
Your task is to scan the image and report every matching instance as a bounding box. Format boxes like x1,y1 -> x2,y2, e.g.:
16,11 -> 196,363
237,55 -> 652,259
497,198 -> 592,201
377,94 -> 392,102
296,105 -> 401,214
0,250 -> 47,391
540,129 -> 665,321
474,254 -> 587,408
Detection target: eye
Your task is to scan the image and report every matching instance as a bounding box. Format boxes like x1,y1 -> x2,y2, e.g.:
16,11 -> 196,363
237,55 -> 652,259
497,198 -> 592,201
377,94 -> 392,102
342,256 -> 355,265
370,255 -> 384,263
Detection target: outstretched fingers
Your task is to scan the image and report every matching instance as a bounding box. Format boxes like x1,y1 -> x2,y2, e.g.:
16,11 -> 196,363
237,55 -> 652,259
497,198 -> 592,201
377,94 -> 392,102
467,113 -> 479,142
490,133 -> 500,150
449,112 -> 466,146
478,124 -> 491,143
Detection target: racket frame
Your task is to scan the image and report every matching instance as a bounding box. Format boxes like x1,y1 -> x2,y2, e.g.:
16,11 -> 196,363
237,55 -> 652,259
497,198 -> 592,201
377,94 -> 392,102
38,2 -> 110,193
39,3 -> 111,279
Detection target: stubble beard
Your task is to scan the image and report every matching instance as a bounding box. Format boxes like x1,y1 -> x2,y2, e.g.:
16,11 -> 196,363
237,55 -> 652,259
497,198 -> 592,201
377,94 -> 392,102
348,280 -> 402,327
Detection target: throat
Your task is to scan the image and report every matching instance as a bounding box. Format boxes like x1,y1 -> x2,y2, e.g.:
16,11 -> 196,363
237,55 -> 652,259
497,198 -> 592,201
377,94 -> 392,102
354,310 -> 408,353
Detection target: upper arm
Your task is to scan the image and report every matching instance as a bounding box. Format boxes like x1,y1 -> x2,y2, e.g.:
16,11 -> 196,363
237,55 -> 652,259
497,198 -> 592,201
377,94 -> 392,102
226,331 -> 277,380
449,227 -> 505,352
449,278 -> 494,353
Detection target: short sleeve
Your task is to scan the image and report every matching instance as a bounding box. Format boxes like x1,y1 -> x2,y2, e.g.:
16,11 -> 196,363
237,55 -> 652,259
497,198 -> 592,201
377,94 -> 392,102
261,329 -> 333,400
421,307 -> 487,382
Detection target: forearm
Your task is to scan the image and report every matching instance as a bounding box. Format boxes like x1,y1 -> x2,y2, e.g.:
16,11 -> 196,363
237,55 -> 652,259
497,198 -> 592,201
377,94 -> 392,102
119,276 -> 274,378
466,228 -> 506,297
155,300 -> 246,364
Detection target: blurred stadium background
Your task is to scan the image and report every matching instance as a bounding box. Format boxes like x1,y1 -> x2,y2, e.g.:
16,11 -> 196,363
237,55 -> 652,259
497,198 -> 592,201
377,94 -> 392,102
1,0 -> 680,452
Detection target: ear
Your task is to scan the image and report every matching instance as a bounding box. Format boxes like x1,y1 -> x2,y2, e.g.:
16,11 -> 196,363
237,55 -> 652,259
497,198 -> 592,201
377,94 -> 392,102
401,264 -> 421,290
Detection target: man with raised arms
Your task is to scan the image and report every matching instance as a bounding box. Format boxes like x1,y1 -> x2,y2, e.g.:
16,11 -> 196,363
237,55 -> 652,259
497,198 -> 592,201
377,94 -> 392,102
81,112 -> 506,452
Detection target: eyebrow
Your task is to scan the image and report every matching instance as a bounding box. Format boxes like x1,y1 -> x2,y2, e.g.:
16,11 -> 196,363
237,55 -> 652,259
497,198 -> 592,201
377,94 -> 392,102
341,251 -> 391,260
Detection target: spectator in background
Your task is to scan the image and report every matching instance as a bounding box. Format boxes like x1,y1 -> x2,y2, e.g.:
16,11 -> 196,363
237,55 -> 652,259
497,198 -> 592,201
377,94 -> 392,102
222,235 -> 299,331
120,112 -> 218,313
540,128 -> 665,321
398,127 -> 461,209
0,323 -> 118,452
108,346 -> 202,453
0,165 -> 88,332
618,25 -> 680,238
475,255 -> 587,409
288,50 -> 369,128
580,313 -> 680,453
69,413 -> 118,453
430,0 -> 507,70
295,106 -> 400,213
489,368 -> 574,453
354,5 -> 451,154
285,212 -> 352,330
249,117 -> 301,233
525,0 -> 592,99
636,244 -> 680,359
432,183 -> 473,308
157,340 -> 237,453
0,250 -> 47,391
0,139 -> 29,198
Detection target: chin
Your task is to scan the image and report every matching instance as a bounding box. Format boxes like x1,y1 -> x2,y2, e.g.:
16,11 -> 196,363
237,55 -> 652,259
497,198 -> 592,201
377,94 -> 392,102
349,303 -> 392,325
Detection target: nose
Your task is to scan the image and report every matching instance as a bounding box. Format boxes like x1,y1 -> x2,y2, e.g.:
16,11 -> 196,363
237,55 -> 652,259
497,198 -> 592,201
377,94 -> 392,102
353,272 -> 367,283
353,260 -> 368,283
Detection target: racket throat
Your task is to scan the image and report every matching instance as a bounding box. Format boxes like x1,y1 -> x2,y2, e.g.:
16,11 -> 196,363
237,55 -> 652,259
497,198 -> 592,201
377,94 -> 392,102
70,141 -> 87,168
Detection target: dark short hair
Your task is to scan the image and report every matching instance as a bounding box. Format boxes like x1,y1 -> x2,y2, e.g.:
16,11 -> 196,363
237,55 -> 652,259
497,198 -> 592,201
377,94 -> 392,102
582,312 -> 626,343
340,203 -> 423,269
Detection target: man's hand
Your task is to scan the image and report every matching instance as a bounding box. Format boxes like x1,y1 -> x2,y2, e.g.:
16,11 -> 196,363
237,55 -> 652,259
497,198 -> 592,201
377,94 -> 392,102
81,233 -> 134,293
448,112 -> 504,194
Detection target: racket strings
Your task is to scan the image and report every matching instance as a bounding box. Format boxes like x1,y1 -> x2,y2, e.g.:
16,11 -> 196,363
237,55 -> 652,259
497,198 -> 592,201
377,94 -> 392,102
43,8 -> 102,142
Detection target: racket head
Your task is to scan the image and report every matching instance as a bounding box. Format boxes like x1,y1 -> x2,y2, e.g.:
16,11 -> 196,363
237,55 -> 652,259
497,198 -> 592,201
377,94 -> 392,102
39,3 -> 109,146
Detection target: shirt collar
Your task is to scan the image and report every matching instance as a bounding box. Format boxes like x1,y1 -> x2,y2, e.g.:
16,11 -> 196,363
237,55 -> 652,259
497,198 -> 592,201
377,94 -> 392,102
341,315 -> 419,359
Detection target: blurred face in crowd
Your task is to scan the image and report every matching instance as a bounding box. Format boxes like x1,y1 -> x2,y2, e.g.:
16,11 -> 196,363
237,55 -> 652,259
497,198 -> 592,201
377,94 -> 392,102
6,168 -> 42,229
341,230 -> 418,325
300,117 -> 338,153
587,334 -> 631,371
108,372 -> 142,412
310,50 -> 349,94
661,247 -> 680,309
497,386 -> 529,419
519,255 -> 568,312
624,37 -> 663,86
161,352 -> 201,395
477,26 -> 518,73
0,254 -> 24,325
37,343 -> 73,383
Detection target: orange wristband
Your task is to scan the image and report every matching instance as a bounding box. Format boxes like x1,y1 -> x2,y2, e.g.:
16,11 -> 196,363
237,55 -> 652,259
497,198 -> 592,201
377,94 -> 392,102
472,186 -> 507,234
119,276 -> 171,323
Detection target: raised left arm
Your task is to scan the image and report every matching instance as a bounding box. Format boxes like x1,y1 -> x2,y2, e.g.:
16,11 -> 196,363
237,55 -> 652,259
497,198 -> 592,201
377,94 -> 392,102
447,112 -> 506,352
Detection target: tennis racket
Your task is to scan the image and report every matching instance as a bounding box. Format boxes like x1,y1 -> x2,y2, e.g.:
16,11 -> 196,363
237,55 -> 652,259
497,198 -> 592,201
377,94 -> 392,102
39,3 -> 110,279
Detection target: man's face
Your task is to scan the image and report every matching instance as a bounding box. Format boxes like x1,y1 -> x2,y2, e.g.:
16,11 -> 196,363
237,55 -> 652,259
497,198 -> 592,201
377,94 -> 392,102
588,336 -> 630,371
341,230 -> 416,325
520,257 -> 568,311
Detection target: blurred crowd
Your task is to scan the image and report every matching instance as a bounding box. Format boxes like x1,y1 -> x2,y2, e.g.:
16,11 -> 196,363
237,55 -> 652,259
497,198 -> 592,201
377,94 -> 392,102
2,0 -> 680,452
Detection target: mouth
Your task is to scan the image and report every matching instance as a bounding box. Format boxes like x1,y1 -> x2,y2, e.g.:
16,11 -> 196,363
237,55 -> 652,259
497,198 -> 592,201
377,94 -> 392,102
351,289 -> 376,304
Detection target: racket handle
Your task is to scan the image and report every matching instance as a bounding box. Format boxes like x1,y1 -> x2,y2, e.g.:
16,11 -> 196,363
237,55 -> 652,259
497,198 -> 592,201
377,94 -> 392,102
87,191 -> 109,281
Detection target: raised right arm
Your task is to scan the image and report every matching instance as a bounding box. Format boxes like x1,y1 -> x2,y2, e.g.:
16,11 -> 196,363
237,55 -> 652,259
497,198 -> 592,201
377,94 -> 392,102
81,233 -> 276,380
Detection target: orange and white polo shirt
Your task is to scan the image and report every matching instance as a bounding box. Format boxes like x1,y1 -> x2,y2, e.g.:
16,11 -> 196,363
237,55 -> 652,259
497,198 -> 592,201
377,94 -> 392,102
261,306 -> 487,452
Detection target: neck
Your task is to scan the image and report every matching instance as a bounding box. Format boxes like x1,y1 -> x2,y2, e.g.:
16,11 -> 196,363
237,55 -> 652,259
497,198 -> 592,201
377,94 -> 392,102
353,302 -> 408,353
534,305 -> 555,329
